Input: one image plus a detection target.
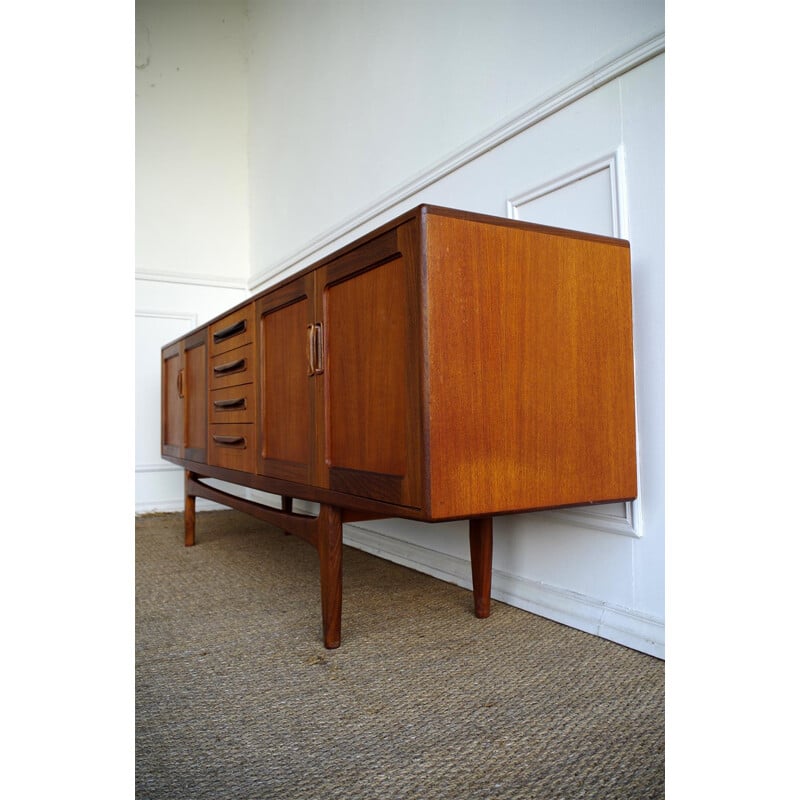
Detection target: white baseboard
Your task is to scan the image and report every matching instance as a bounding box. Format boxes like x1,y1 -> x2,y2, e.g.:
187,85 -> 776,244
344,522 -> 664,660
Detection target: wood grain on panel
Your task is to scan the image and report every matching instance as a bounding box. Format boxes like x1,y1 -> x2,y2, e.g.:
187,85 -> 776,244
324,256 -> 408,478
258,278 -> 315,485
184,336 -> 207,460
425,213 -> 637,518
162,345 -> 182,456
208,423 -> 256,473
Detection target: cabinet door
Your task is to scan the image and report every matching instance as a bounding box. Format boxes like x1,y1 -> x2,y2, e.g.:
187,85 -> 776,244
183,329 -> 207,462
319,222 -> 422,508
161,331 -> 207,463
161,342 -> 183,459
257,274 -> 316,484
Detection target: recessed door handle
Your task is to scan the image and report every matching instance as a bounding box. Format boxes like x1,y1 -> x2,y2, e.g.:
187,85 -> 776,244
213,358 -> 246,375
213,319 -> 246,343
213,397 -> 246,410
212,434 -> 246,447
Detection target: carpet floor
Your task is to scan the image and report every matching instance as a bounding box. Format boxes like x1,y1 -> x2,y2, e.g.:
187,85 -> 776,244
136,510 -> 664,799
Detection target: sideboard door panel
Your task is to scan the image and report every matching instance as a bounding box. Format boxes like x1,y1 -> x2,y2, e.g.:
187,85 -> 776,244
162,342 -> 183,459
257,275 -> 316,484
184,330 -> 208,463
320,224 -> 422,508
161,331 -> 207,463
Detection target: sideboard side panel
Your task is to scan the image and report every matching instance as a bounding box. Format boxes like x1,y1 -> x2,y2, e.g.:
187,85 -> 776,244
425,213 -> 637,519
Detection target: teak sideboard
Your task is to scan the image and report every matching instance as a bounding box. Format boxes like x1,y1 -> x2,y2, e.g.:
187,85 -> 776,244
161,204 -> 637,648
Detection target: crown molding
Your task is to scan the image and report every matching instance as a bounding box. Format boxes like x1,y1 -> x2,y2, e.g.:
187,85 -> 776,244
248,32 -> 665,292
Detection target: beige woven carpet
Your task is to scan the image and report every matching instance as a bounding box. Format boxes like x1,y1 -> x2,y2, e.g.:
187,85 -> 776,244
136,510 -> 664,799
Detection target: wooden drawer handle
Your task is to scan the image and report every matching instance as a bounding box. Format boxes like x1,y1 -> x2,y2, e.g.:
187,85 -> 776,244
212,434 -> 246,447
213,358 -> 246,375
213,397 -> 246,410
213,319 -> 246,343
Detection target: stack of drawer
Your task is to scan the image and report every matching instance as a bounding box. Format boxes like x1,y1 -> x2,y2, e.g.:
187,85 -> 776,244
208,303 -> 256,472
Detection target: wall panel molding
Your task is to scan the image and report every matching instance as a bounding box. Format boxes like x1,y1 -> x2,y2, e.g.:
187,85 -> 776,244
135,462 -> 182,474
540,502 -> 641,538
136,497 -> 224,514
507,147 -> 628,237
136,309 -> 198,325
136,270 -> 248,291
249,32 -> 664,291
506,147 -> 641,539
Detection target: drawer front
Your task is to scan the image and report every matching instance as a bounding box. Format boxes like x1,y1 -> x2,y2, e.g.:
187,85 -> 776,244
209,303 -> 255,356
210,343 -> 254,390
210,384 -> 255,425
208,423 -> 256,473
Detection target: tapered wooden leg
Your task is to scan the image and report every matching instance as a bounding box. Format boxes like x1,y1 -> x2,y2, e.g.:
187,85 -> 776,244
281,496 -> 293,535
184,470 -> 196,547
469,517 -> 493,618
317,504 -> 343,649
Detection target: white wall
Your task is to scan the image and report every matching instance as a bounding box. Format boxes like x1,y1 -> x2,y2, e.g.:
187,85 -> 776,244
136,0 -> 250,283
247,0 -> 664,285
245,0 -> 665,657
135,0 -> 251,511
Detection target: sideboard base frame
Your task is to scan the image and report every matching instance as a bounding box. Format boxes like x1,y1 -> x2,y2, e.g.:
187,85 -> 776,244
184,470 -> 494,649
